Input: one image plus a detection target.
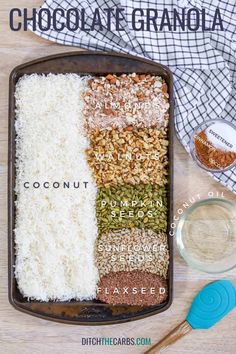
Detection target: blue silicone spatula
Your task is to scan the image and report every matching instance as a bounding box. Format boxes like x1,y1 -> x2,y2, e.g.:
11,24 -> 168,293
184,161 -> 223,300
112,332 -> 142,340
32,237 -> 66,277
144,280 -> 236,354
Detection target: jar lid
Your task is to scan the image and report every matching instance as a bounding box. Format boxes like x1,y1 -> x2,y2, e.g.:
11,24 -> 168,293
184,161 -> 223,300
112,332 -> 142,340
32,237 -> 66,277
190,119 -> 236,172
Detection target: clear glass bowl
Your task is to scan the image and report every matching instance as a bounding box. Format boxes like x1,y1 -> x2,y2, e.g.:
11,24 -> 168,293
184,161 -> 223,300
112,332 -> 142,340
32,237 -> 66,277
190,119 -> 236,173
176,198 -> 236,273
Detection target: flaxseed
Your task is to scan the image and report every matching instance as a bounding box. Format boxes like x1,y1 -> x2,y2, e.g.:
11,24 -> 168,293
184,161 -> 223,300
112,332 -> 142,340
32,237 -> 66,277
97,271 -> 168,306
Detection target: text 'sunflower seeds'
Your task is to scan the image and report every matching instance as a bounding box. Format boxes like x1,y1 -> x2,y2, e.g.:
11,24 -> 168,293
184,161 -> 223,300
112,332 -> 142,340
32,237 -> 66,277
95,228 -> 169,278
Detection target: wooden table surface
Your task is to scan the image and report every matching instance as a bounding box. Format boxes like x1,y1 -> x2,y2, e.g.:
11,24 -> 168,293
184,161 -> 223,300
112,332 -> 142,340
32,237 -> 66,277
0,2 -> 236,353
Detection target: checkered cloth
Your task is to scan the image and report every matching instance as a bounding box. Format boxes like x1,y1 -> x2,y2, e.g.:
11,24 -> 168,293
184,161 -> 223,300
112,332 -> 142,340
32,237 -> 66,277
29,0 -> 236,193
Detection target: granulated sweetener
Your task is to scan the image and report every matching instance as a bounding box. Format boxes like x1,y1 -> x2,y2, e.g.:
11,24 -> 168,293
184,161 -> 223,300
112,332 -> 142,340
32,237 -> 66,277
194,121 -> 236,171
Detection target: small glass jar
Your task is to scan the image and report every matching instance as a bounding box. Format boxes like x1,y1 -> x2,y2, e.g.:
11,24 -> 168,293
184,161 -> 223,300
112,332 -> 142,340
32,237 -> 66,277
176,198 -> 236,273
190,119 -> 236,172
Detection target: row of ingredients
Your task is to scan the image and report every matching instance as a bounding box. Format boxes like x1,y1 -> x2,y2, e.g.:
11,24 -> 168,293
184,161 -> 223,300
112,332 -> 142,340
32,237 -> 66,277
86,74 -> 170,306
14,73 -> 170,306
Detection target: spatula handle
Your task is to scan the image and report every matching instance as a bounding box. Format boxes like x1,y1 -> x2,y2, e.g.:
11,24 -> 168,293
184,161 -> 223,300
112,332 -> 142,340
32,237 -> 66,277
144,320 -> 192,354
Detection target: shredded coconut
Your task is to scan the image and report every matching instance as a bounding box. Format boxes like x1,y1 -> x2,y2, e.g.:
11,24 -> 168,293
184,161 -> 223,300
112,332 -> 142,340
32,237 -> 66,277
14,74 -> 99,301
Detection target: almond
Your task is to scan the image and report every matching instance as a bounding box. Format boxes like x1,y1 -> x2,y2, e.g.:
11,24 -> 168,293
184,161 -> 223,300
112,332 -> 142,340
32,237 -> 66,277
124,126 -> 134,131
132,76 -> 140,83
110,78 -> 117,84
106,74 -> 114,81
162,83 -> 168,93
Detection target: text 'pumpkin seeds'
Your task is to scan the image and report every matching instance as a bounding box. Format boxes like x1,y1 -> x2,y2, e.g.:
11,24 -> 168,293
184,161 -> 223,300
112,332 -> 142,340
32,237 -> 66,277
96,184 -> 167,236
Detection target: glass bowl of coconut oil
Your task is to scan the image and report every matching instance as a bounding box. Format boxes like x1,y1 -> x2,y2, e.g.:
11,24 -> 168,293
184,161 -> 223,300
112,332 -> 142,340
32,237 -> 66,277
176,198 -> 236,273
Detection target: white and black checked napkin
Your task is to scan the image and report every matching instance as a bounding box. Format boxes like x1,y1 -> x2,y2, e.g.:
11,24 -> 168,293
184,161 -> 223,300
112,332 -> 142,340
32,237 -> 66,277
29,0 -> 236,193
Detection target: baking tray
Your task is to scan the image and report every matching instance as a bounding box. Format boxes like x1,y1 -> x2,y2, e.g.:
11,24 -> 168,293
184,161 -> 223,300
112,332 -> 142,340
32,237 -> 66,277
8,51 -> 174,325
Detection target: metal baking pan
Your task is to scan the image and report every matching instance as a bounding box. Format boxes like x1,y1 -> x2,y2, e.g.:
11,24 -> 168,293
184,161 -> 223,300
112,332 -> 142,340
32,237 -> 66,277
8,51 -> 174,325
